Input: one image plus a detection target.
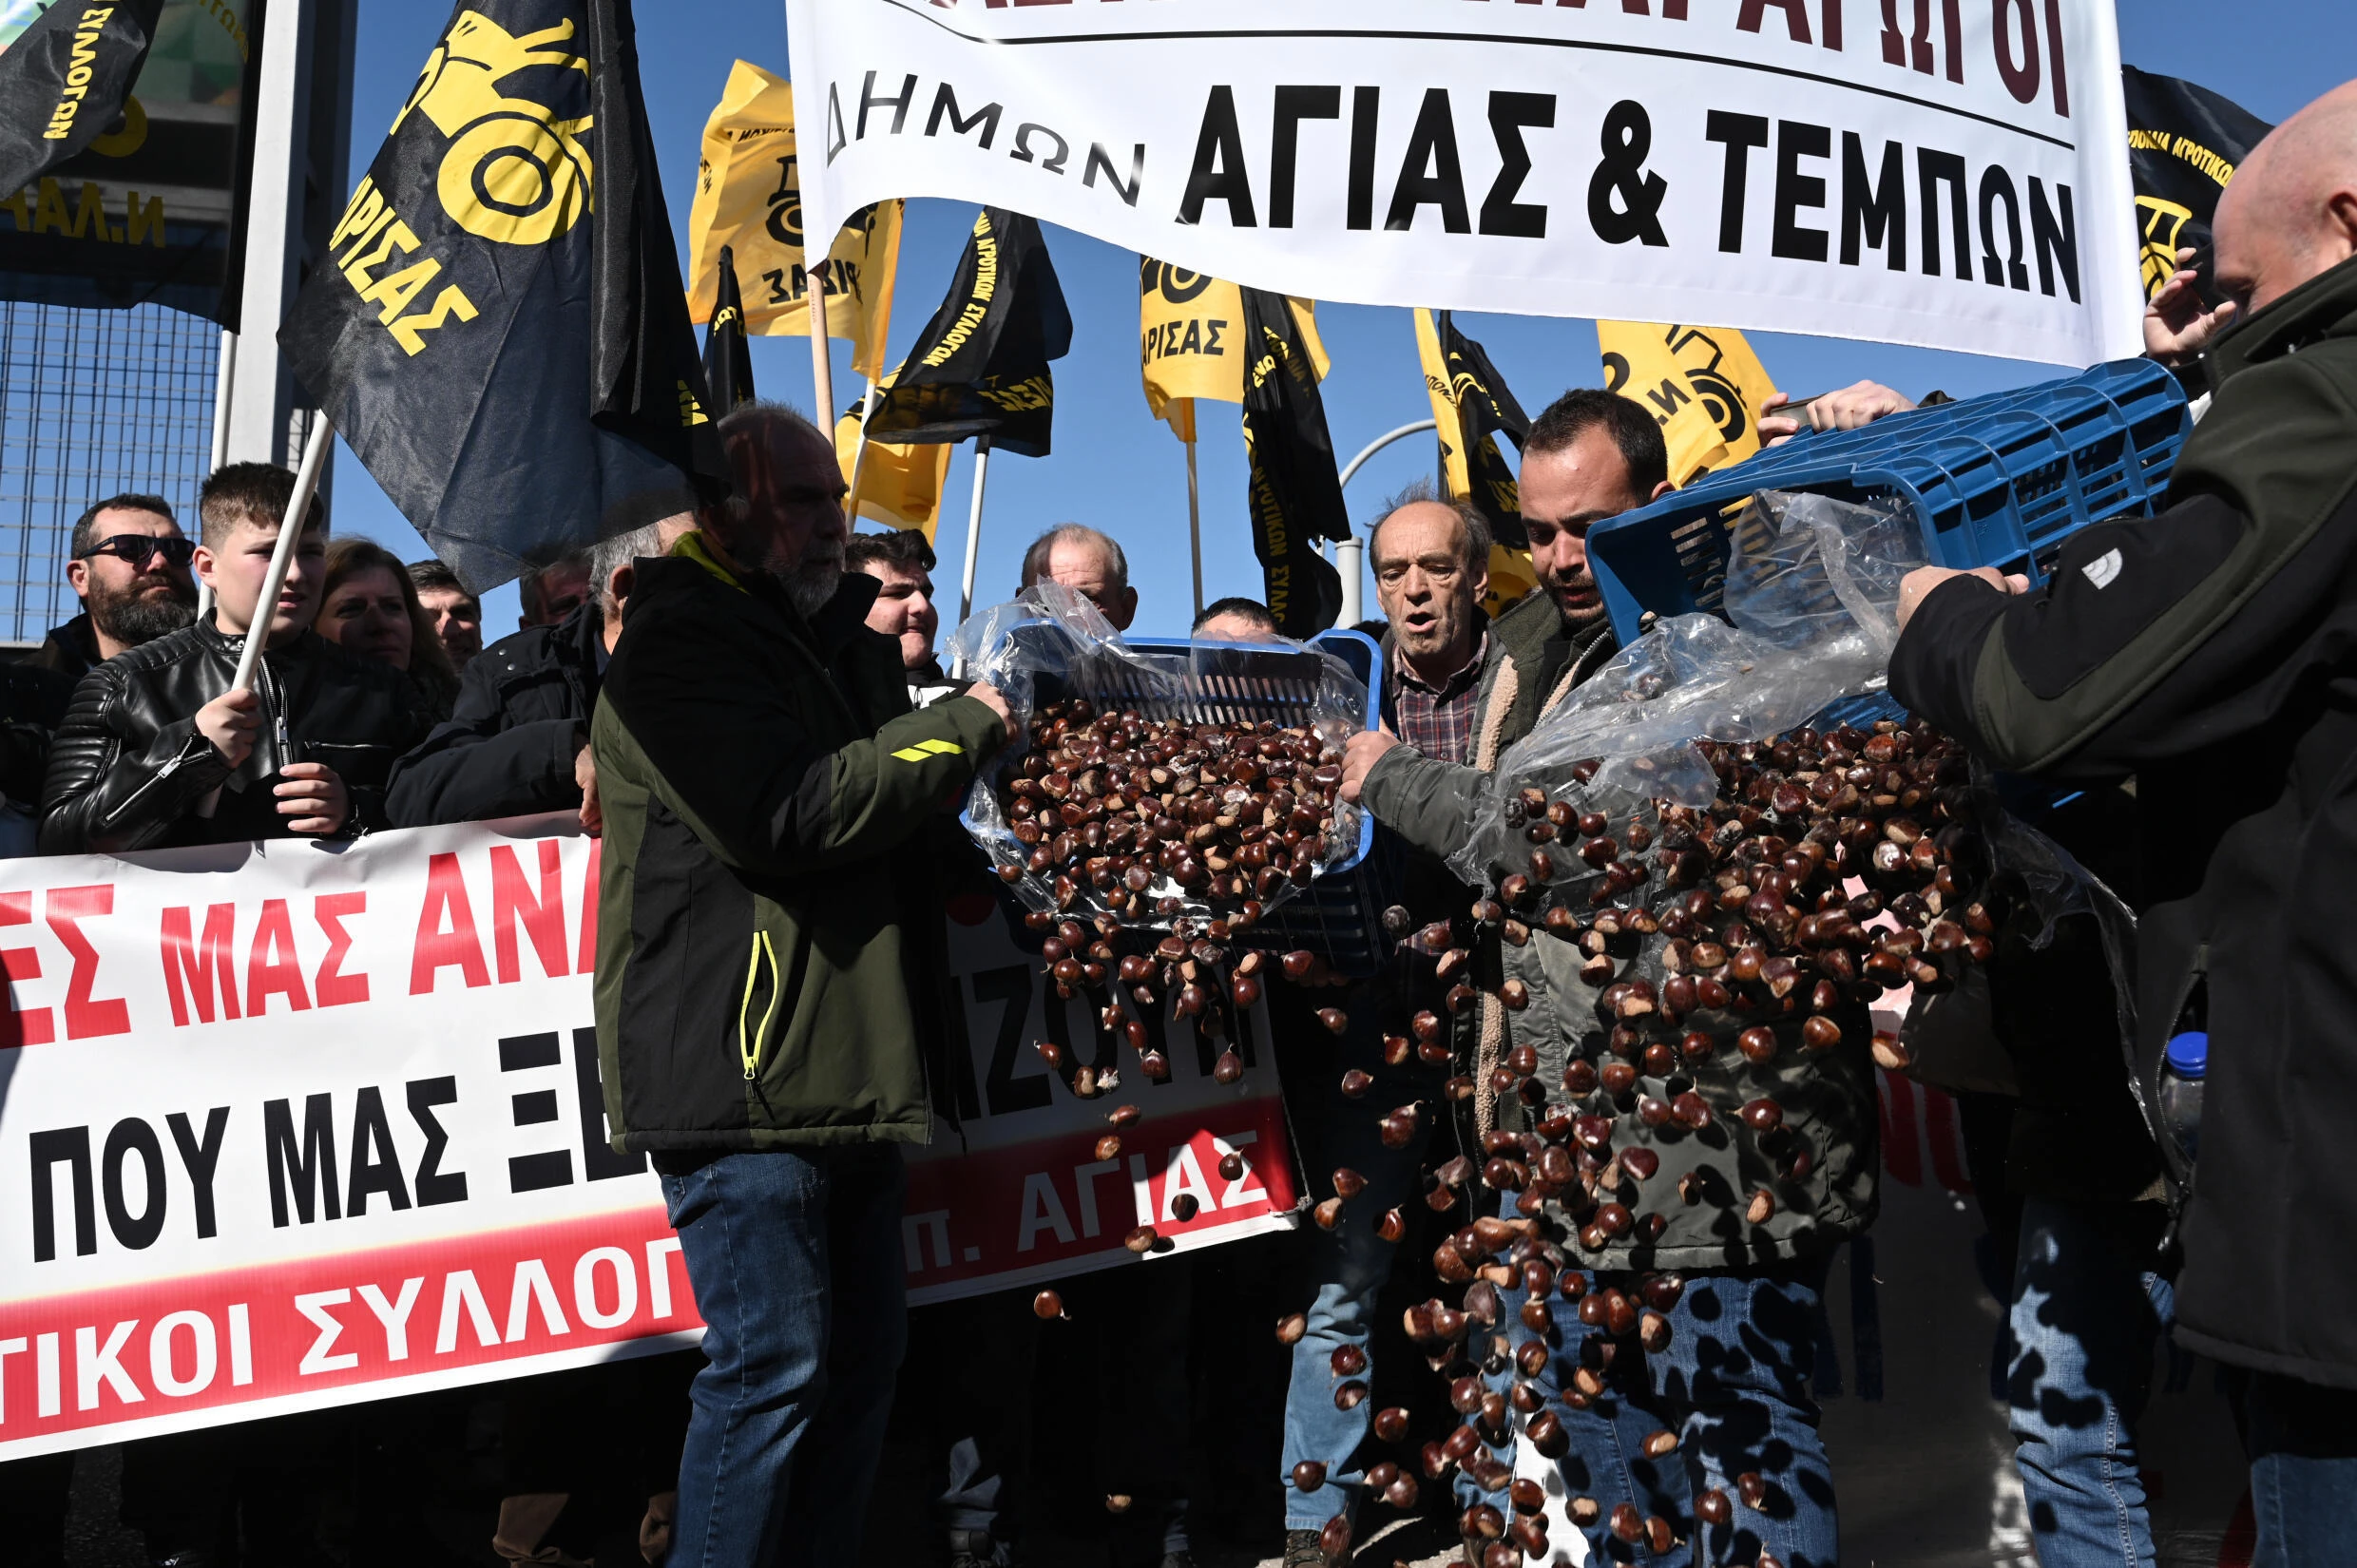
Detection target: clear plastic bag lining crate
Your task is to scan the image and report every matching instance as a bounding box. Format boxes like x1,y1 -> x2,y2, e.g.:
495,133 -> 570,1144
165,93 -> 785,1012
1441,489 -> 2137,1060
950,583 -> 1371,927
1446,491 -> 1935,889
1721,489 -> 1925,656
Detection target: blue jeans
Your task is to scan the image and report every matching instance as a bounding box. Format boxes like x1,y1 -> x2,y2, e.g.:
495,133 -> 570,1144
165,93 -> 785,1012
1457,1195 -> 1837,1568
658,1145 -> 908,1568
2005,1198 -> 2175,1568
1278,1008 -> 1436,1531
2241,1371 -> 2357,1568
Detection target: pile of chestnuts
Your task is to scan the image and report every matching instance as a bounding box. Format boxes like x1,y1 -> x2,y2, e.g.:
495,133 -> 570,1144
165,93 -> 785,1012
991,700 -> 1369,1226
1287,716 -> 2008,1567
988,698 -> 1352,925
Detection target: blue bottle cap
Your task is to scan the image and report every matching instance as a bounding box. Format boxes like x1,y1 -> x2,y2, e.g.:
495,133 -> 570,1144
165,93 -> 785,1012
2165,1031 -> 2208,1080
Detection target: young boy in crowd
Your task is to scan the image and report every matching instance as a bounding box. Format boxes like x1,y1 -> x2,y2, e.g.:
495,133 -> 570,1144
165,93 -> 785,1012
41,461 -> 433,853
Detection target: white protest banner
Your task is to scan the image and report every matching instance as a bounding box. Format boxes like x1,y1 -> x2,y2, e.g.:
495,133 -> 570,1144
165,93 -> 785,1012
784,0 -> 2143,367
909,883 -> 1300,1300
0,820 -> 1297,1460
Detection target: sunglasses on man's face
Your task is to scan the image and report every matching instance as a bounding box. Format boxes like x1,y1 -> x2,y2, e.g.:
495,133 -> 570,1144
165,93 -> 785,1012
78,534 -> 195,571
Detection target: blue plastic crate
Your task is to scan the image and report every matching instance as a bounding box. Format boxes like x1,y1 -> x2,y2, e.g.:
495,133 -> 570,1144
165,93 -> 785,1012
1584,358 -> 2192,644
963,623 -> 1397,972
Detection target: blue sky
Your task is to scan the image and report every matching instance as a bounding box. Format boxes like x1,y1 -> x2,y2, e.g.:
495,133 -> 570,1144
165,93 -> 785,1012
331,0 -> 2357,641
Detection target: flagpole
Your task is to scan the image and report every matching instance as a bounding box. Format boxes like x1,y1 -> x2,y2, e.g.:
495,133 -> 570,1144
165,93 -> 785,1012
198,412 -> 333,819
1433,311 -> 1453,494
1185,431 -> 1204,620
848,375 -> 880,503
958,435 -> 991,625
807,261 -> 835,427
200,330 -> 237,622
234,414 -> 335,692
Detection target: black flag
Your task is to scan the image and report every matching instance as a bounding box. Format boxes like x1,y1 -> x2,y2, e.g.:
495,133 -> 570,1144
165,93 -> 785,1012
2122,66 -> 2272,308
864,207 -> 1071,459
1241,288 -> 1345,639
279,0 -> 727,593
1420,311 -> 1532,548
0,0 -> 259,325
0,0 -> 166,199
703,243 -> 755,417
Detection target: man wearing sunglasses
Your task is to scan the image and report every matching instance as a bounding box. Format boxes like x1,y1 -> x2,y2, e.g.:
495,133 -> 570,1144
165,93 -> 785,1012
30,494 -> 199,680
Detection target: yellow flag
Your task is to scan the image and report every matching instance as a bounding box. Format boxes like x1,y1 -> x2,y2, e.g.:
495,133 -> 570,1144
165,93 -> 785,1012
1598,322 -> 1779,488
835,382 -> 950,541
1415,310 -> 1528,528
685,61 -> 903,380
1485,546 -> 1540,616
1416,309 -> 1537,617
1140,258 -> 1327,440
1415,309 -> 1476,505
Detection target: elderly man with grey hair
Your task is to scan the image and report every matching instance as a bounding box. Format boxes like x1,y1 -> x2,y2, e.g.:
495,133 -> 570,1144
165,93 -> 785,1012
386,507 -> 694,830
1019,521 -> 1138,630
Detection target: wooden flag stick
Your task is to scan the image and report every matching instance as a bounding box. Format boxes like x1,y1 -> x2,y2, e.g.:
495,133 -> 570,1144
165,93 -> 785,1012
848,375 -> 880,505
807,262 -> 835,427
201,330 -> 237,621
1185,431 -> 1204,620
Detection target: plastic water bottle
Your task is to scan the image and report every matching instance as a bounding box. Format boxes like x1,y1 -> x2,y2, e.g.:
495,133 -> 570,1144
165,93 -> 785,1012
2157,1030 -> 2207,1166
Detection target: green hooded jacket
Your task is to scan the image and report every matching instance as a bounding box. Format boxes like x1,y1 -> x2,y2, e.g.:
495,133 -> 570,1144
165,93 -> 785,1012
592,534 -> 1006,1151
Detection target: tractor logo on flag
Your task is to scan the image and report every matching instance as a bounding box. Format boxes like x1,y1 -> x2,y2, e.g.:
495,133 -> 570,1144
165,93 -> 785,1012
394,10 -> 594,247
2137,196 -> 2194,301
1141,258 -> 1216,306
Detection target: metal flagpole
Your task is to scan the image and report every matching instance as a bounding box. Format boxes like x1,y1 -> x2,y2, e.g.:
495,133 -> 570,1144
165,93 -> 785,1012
232,414 -> 335,692
1185,430 -> 1204,619
201,331 -> 238,621
806,262 -> 835,426
958,435 -> 991,625
198,412 -> 334,819
208,331 -> 237,473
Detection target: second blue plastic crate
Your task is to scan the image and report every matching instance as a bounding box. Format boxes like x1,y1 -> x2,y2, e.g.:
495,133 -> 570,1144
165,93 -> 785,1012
1584,358 -> 2192,644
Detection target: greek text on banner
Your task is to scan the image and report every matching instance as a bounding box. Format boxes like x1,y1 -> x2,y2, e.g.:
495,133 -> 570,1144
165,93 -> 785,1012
784,0 -> 2143,367
0,820 -> 1296,1459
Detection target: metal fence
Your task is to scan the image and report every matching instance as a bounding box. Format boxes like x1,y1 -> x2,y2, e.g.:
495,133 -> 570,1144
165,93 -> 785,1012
0,299 -> 218,645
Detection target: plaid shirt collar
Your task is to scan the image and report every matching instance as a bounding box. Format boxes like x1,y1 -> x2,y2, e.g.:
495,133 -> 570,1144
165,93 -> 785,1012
1394,633 -> 1488,700
1389,632 -> 1489,767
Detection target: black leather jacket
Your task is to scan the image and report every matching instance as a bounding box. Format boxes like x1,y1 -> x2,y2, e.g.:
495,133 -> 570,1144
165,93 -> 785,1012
385,600 -> 604,827
39,615 -> 436,852
27,613 -> 99,684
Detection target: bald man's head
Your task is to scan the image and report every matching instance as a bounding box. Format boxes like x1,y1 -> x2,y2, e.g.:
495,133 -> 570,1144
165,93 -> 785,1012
2214,78 -> 2357,316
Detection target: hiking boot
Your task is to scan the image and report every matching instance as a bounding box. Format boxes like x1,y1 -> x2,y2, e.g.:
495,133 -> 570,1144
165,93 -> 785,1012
1283,1528 -> 1330,1568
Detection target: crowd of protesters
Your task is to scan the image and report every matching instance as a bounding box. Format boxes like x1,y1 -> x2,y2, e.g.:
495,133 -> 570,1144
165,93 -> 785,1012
0,70 -> 2351,1568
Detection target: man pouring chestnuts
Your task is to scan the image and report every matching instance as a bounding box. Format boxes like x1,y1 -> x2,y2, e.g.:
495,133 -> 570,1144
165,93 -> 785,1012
1891,77 -> 2357,1565
1324,393 -> 1892,1568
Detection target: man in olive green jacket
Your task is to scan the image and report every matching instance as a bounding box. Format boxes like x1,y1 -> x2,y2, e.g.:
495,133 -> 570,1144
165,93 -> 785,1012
593,405 -> 1011,1568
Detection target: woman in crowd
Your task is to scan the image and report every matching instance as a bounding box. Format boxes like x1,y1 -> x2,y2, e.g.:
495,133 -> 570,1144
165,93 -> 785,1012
320,537 -> 461,719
